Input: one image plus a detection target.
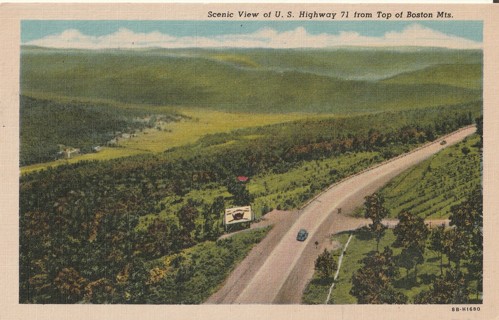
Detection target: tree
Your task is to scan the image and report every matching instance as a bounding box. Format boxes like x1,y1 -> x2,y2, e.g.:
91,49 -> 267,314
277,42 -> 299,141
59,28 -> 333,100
429,224 -> 446,276
448,187 -> 483,273
466,247 -> 483,301
461,146 -> 471,156
227,179 -> 253,206
53,267 -> 87,303
475,115 -> 483,147
202,207 -> 215,241
83,278 -> 115,303
210,196 -> 225,219
466,188 -> 483,300
177,201 -> 199,247
315,249 -> 338,279
364,193 -> 389,252
414,269 -> 469,304
203,196 -> 225,240
393,211 -> 429,283
141,216 -> 180,258
396,245 -> 423,283
442,228 -> 468,272
173,255 -> 195,303
111,260 -> 150,304
449,188 -> 482,242
350,247 -> 407,304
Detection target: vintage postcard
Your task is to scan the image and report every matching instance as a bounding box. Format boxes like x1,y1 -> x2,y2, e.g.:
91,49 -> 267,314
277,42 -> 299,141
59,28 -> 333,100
1,3 -> 498,320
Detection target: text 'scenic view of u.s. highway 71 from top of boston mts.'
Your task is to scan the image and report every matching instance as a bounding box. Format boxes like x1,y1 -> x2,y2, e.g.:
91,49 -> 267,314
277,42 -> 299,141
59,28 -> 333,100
19,20 -> 483,305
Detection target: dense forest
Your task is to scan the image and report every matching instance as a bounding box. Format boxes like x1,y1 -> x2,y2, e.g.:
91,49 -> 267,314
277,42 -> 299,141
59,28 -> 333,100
20,96 -> 184,166
20,101 -> 480,303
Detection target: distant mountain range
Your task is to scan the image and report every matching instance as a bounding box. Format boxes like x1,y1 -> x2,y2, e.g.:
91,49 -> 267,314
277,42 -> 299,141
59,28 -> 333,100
21,46 -> 482,114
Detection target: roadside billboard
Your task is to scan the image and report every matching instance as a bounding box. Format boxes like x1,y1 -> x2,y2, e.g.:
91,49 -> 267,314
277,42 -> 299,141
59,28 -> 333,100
224,206 -> 253,225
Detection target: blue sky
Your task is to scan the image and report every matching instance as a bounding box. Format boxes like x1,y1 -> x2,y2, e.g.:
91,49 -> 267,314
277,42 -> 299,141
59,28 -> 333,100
21,20 -> 483,49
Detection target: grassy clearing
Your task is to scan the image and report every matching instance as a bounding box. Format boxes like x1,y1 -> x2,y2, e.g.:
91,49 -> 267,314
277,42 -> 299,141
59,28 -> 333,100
137,186 -> 231,231
302,233 -> 350,304
135,151 -> 384,232
119,107 -> 318,153
21,106 -> 317,174
248,152 -> 383,215
136,151 -> 384,231
329,231 -> 387,304
304,230 -> 451,304
21,147 -> 145,175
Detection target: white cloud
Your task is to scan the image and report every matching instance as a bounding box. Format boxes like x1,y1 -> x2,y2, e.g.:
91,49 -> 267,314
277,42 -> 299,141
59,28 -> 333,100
25,24 -> 482,50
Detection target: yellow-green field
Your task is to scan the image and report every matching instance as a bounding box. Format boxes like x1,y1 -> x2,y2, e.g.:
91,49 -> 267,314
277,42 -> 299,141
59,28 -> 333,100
21,147 -> 145,175
20,107 -> 321,175
119,108 -> 315,153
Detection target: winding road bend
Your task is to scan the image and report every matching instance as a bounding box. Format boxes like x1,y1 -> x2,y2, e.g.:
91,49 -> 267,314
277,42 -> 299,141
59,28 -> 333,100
206,126 -> 476,304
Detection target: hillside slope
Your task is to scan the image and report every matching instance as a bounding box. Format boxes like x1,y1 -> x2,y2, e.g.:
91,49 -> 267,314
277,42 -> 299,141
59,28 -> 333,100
21,47 -> 482,114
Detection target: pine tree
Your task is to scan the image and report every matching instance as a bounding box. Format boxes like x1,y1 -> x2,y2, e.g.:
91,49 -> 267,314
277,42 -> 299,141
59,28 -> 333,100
350,247 -> 407,304
414,269 -> 469,304
314,249 -> 337,279
227,179 -> 253,206
393,211 -> 429,283
364,193 -> 389,252
429,224 -> 446,276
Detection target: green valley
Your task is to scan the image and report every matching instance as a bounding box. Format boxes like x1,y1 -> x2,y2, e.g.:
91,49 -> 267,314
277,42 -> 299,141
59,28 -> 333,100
19,45 -> 483,305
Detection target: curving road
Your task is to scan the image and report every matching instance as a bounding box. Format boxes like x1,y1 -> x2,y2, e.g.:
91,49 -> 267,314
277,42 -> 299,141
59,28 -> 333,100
206,126 -> 476,304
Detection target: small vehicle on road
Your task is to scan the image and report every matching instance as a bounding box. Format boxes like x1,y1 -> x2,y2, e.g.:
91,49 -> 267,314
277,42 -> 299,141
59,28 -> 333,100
296,229 -> 308,241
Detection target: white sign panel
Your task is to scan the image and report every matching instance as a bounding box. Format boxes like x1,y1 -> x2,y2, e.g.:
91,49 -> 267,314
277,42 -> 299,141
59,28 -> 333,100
224,206 -> 253,225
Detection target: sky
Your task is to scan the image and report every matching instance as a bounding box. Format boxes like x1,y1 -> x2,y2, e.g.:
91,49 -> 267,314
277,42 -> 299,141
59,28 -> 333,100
21,20 -> 483,50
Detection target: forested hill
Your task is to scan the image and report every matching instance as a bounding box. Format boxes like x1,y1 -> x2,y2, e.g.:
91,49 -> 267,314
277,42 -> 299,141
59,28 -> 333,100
20,96 -> 184,166
20,103 -> 481,303
21,47 -> 482,114
19,43 -> 483,304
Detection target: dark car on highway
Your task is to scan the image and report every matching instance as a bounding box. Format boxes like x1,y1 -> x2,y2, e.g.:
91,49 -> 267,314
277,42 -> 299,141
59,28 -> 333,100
296,229 -> 308,241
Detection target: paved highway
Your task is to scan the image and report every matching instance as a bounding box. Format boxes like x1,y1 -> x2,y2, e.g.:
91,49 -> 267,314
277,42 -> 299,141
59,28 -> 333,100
207,126 -> 476,304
